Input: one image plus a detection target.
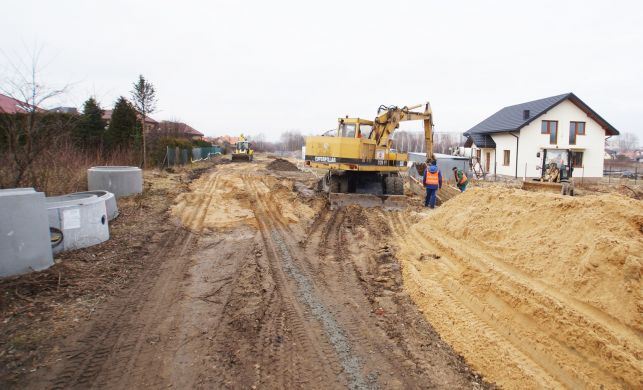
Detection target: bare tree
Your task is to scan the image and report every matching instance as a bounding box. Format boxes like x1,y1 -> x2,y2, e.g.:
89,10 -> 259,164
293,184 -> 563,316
249,133 -> 266,151
616,132 -> 640,152
130,75 -> 157,169
0,48 -> 73,187
279,130 -> 305,151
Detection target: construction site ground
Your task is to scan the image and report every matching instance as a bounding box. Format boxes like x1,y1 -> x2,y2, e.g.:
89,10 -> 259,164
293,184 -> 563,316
1,156 -> 640,389
0,156 -> 489,389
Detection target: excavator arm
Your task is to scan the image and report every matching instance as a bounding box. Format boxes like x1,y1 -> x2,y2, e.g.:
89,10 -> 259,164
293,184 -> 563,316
370,102 -> 434,160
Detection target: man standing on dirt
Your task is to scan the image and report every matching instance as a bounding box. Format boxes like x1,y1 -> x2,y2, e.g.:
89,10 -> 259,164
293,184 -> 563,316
452,167 -> 468,192
423,160 -> 442,208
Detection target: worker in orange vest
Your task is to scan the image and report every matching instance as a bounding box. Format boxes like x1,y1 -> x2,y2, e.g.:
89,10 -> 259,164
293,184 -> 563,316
452,167 -> 468,192
423,160 -> 442,208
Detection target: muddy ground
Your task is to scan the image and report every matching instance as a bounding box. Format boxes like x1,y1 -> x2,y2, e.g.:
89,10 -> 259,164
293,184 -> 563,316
1,156 -> 492,389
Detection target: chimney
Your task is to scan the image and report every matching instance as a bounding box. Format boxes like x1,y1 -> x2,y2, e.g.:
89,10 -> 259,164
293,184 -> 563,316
523,109 -> 530,120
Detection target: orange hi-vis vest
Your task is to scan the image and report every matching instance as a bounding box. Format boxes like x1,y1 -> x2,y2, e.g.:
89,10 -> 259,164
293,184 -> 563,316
425,170 -> 439,186
458,172 -> 468,185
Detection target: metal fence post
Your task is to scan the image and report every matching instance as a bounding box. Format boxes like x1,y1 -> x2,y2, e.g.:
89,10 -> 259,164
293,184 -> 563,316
608,161 -> 611,184
636,163 -> 639,185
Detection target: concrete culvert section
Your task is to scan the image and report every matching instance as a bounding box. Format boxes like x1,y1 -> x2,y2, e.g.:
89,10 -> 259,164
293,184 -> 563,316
88,166 -> 143,198
71,190 -> 119,221
46,193 -> 109,254
0,188 -> 54,277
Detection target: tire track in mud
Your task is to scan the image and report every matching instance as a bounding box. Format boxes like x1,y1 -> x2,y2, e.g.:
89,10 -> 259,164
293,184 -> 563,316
242,171 -> 368,390
48,227 -> 193,390
45,169 -> 226,389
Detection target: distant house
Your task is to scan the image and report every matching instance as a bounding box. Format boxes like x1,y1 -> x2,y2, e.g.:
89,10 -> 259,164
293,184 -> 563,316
464,93 -> 619,178
0,93 -> 40,113
158,121 -> 204,141
102,110 -> 159,133
50,106 -> 79,115
211,135 -> 240,145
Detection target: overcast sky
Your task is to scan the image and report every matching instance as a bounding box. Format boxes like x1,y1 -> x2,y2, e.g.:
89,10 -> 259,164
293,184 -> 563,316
1,0 -> 642,141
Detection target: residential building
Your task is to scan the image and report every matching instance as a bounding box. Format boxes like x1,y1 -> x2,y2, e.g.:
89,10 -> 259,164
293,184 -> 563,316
464,93 -> 619,178
158,121 -> 204,141
50,106 -> 79,115
102,110 -> 159,133
0,93 -> 39,113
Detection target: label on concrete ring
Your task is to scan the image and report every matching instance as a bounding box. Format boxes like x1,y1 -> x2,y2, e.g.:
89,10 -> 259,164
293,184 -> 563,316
63,208 -> 81,229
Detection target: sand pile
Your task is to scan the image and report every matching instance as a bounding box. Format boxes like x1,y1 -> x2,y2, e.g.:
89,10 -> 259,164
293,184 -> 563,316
395,187 -> 642,389
172,168 -> 317,232
267,158 -> 299,172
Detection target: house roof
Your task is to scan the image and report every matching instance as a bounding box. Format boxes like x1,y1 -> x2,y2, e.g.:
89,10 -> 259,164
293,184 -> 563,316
159,121 -> 204,137
102,110 -> 158,123
464,93 -> 620,139
0,93 -> 38,113
464,133 -> 496,148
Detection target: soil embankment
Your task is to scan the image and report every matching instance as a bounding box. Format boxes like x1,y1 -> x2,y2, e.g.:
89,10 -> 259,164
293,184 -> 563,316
395,187 -> 642,389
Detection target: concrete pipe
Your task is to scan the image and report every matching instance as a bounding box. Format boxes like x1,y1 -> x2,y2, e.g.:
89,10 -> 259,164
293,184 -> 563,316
71,190 -> 119,221
87,166 -> 143,198
46,193 -> 109,255
0,188 -> 54,277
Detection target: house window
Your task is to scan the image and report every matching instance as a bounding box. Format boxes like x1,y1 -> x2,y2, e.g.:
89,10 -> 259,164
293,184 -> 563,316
571,151 -> 583,168
503,150 -> 510,166
569,122 -> 586,145
542,120 -> 558,144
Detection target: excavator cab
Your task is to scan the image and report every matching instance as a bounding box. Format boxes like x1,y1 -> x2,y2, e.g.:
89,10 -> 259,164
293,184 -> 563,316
337,119 -> 373,139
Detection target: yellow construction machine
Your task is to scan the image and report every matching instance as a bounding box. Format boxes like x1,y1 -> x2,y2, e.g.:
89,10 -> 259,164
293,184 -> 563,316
304,102 -> 434,208
521,149 -> 575,195
231,134 -> 254,162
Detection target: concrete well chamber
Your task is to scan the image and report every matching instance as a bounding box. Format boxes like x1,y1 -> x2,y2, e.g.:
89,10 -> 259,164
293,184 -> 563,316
88,166 -> 143,198
71,190 -> 119,221
46,193 -> 110,254
0,188 -> 54,277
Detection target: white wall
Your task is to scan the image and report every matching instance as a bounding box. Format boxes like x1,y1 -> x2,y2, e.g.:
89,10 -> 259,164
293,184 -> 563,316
518,99 -> 607,178
479,148 -> 495,175
491,133 -> 518,177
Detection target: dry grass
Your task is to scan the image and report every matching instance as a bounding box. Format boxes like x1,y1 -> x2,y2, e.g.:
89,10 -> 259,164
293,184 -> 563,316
0,142 -> 139,196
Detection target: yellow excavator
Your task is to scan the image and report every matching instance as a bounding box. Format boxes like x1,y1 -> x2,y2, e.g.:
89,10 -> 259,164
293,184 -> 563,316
231,134 -> 254,162
304,102 -> 434,208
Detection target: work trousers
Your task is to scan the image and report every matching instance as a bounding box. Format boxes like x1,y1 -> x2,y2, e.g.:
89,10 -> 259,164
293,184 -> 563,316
425,187 -> 438,208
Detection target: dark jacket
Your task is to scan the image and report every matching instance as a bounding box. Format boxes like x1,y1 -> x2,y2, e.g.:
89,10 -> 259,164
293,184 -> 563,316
423,165 -> 442,189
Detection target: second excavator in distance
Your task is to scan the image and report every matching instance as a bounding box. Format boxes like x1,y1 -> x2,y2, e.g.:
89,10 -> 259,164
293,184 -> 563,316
304,102 -> 434,208
231,134 -> 254,162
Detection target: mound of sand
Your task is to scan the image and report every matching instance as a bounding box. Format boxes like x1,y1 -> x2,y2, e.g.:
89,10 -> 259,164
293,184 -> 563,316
267,158 -> 299,172
172,168 -> 318,232
396,187 -> 642,389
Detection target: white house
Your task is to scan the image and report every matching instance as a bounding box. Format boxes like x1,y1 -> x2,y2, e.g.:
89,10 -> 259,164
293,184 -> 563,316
464,93 -> 619,179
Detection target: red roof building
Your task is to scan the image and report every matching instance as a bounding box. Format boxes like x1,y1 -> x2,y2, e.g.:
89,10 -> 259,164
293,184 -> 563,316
159,121 -> 204,140
0,93 -> 40,113
102,110 -> 159,133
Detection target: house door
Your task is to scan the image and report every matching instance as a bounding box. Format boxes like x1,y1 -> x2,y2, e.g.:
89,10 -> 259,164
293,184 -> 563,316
485,152 -> 490,172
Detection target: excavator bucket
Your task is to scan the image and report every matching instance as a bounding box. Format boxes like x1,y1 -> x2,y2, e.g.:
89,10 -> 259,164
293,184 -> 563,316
328,193 -> 407,210
231,153 -> 252,162
521,180 -> 573,195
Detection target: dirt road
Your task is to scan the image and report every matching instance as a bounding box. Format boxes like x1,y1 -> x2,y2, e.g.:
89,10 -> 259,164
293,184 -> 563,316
18,158 -> 488,389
